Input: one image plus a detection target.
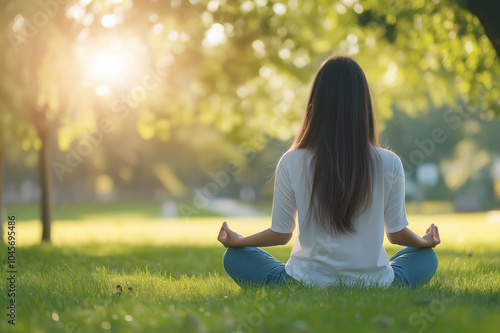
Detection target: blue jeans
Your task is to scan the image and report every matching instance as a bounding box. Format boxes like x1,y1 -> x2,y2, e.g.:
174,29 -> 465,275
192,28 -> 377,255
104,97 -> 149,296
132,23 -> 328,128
222,246 -> 438,288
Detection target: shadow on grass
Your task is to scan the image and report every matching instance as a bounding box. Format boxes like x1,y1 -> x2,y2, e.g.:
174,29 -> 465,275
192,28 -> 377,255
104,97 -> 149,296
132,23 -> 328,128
4,245 -> 500,333
2,242 -> 499,333
5,243 -> 498,274
6,243 -> 293,274
2,243 -> 498,305
11,243 -> 229,276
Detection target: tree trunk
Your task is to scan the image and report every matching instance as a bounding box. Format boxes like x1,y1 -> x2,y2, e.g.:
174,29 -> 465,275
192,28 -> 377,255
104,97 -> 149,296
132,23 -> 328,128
466,0 -> 500,60
0,146 -> 4,244
39,131 -> 53,243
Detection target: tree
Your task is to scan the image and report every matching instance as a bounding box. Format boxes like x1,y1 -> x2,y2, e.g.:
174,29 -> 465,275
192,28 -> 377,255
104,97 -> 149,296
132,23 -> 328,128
465,0 -> 500,59
0,115 -> 4,243
110,0 -> 500,140
1,0 -> 86,242
1,0 -> 499,242
355,0 -> 500,117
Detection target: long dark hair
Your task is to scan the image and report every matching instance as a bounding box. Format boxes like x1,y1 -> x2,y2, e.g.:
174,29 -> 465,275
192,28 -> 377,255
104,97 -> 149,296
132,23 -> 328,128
292,55 -> 378,234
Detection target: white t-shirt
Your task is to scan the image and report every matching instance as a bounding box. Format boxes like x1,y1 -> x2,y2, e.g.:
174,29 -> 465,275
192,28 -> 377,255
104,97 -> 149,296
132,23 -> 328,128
270,147 -> 408,287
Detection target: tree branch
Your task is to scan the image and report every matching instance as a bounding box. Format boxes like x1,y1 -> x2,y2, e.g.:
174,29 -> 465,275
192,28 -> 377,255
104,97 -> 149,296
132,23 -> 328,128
466,0 -> 500,60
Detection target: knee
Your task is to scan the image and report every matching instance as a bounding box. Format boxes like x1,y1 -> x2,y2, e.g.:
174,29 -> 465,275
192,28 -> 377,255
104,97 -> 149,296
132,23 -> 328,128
222,248 -> 236,272
222,247 -> 249,273
422,247 -> 439,271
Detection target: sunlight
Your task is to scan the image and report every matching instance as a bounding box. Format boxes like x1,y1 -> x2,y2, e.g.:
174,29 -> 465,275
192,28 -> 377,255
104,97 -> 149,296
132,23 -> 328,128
101,14 -> 118,28
383,62 -> 398,86
203,23 -> 226,47
85,50 -> 133,87
95,83 -> 111,96
77,36 -> 148,95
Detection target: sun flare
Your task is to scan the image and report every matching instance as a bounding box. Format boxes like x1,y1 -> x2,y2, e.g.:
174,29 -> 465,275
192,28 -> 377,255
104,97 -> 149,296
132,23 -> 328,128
77,36 -> 148,95
86,51 -> 132,85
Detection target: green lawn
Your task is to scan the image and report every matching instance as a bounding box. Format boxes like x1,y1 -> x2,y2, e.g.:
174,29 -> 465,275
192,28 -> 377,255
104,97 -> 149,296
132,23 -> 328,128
1,210 -> 499,332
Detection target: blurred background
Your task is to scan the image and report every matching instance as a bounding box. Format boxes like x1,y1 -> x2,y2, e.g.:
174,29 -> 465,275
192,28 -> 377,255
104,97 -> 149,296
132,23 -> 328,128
1,0 -> 500,242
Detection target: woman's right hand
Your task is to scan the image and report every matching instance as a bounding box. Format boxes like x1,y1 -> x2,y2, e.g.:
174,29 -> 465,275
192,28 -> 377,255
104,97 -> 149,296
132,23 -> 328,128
422,224 -> 440,248
217,222 -> 243,248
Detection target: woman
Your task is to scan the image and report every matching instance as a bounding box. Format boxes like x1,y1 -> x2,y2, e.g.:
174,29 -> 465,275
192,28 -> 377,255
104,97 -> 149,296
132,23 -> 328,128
217,56 -> 440,288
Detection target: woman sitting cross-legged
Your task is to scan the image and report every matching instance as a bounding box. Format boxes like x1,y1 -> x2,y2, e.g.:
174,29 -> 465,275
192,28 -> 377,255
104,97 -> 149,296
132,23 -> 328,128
217,55 -> 440,288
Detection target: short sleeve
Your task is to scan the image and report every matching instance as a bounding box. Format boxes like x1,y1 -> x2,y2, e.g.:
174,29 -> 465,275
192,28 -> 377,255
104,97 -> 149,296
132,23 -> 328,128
384,156 -> 409,233
270,155 -> 297,233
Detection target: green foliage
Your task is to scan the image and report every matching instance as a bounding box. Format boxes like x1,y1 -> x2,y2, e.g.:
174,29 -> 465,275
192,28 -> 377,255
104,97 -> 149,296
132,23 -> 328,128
0,0 -> 90,151
2,0 -> 499,150
359,0 -> 500,116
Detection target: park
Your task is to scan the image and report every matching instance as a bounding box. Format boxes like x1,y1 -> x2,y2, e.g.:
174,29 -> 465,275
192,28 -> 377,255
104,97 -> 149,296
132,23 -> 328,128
1,0 -> 500,332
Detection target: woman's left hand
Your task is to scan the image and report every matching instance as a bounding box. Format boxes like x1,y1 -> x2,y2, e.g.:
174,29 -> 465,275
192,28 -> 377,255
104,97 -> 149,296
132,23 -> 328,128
217,221 -> 243,247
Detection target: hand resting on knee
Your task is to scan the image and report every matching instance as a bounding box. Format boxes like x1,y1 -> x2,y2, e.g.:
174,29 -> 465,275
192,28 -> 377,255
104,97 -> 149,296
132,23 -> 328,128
386,224 -> 441,248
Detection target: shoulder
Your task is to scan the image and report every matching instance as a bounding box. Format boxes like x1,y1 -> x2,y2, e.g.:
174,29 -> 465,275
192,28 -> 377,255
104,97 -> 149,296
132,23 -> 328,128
279,148 -> 313,166
372,146 -> 405,180
276,149 -> 313,177
372,146 -> 401,164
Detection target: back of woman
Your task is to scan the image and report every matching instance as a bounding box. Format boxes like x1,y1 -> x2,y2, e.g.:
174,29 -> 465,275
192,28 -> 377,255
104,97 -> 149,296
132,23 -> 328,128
218,55 -> 440,288
272,147 -> 407,286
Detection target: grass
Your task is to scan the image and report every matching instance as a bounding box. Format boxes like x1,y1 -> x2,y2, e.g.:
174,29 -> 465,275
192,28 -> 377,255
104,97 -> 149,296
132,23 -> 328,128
1,207 -> 500,332
3,200 -> 221,221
